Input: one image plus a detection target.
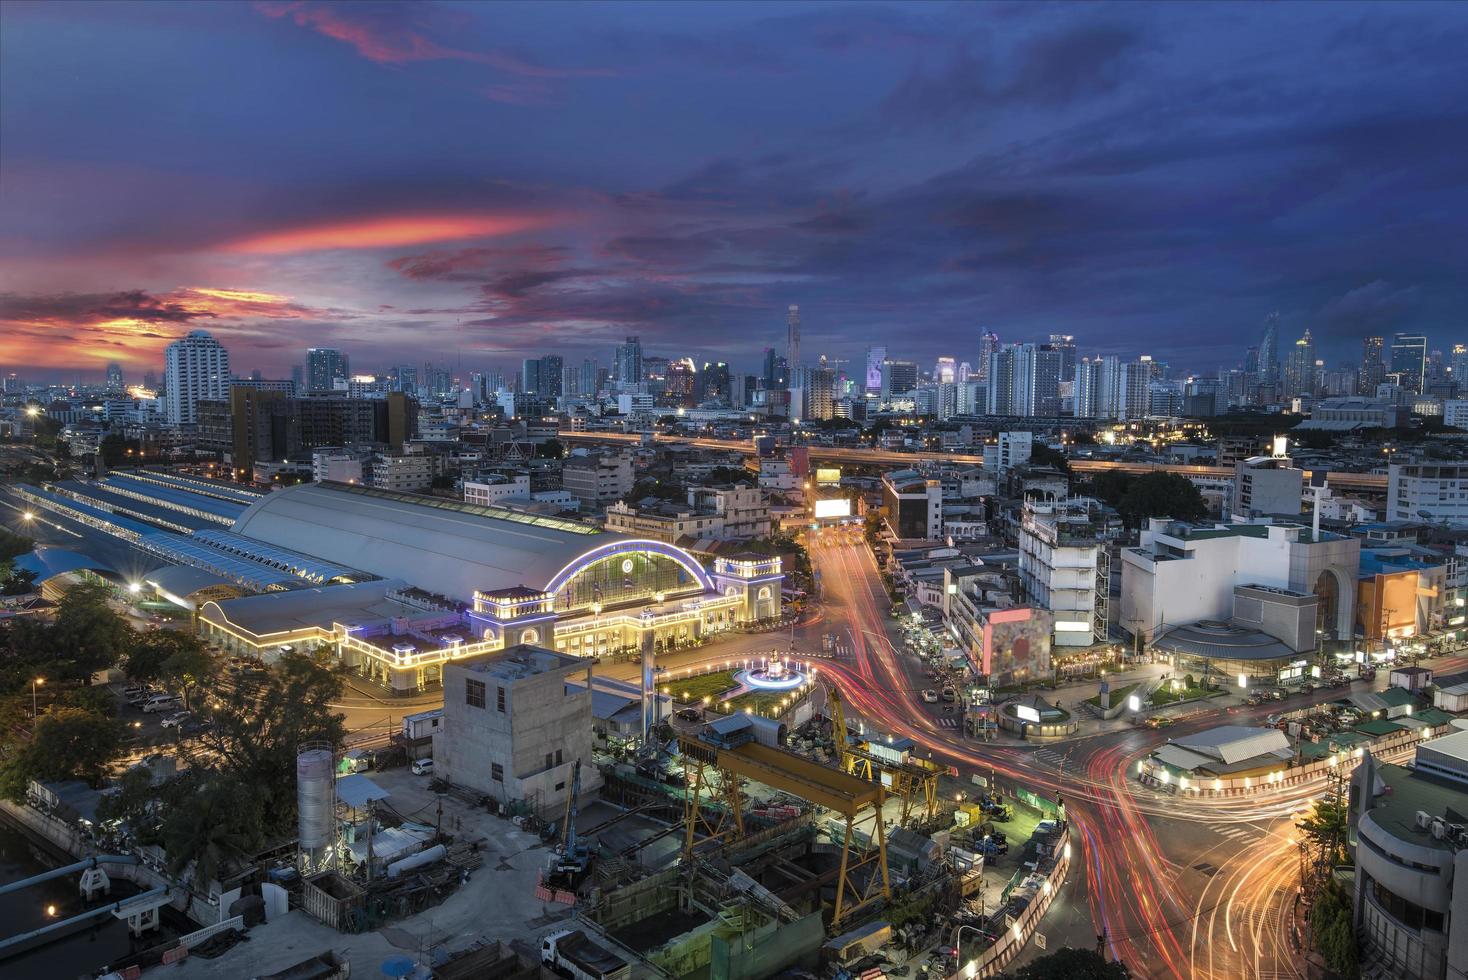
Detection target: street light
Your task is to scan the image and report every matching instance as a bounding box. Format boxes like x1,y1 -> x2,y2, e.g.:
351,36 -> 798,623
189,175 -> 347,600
22,511 -> 34,522
955,923 -> 986,977
31,677 -> 43,718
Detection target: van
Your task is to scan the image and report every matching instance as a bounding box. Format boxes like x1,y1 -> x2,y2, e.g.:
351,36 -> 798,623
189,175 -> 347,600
142,695 -> 182,713
411,758 -> 435,776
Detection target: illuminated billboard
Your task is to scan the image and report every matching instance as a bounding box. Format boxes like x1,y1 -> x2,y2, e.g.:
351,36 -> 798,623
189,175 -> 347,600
1014,704 -> 1041,724
813,498 -> 852,519
815,467 -> 842,485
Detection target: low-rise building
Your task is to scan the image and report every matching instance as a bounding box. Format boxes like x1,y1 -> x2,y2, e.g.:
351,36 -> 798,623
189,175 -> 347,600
882,469 -> 942,541
561,452 -> 634,510
1230,455 -> 1304,519
1019,497 -> 1110,647
434,644 -> 601,817
1388,463 -> 1468,526
464,474 -> 532,507
1350,733 -> 1468,980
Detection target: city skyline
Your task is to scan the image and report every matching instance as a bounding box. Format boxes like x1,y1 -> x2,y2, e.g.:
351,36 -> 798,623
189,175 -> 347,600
3,1 -> 1467,379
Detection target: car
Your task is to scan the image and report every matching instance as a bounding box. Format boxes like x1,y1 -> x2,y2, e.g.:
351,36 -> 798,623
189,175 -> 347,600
142,695 -> 182,713
676,707 -> 703,722
940,688 -> 956,702
411,758 -> 435,776
921,689 -> 939,703
160,711 -> 192,729
1143,716 -> 1174,729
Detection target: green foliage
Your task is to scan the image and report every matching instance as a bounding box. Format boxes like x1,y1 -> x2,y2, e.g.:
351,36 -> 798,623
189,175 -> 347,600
999,947 -> 1130,979
0,530 -> 35,562
535,438 -> 564,459
625,477 -> 686,504
1298,795 -> 1351,869
1309,879 -> 1359,979
0,706 -> 127,799
1085,471 -> 1208,528
50,580 -> 135,678
1029,443 -> 1071,473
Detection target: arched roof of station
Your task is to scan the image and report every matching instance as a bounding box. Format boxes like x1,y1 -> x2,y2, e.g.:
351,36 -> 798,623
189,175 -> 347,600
14,547 -> 117,584
229,482 -> 710,602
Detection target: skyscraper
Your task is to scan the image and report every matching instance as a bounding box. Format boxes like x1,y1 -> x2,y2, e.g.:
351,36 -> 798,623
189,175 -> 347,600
1283,329 -> 1315,396
864,346 -> 886,395
665,358 -> 696,407
614,336 -> 642,387
934,357 -> 957,384
762,348 -> 788,389
1258,313 -> 1281,384
786,305 -> 801,374
521,358 -> 542,396
307,348 -> 349,392
164,330 -> 230,426
985,344 -> 1060,416
1047,334 -> 1077,382
540,355 -> 564,401
1360,336 -> 1385,395
1390,333 -> 1428,393
880,359 -> 917,399
976,331 -> 999,382
805,362 -> 835,420
1451,345 -> 1468,386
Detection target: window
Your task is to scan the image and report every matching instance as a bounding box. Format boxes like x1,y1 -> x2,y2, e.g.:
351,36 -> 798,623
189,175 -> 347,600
545,752 -> 553,770
555,781 -> 566,792
491,763 -> 503,782
496,686 -> 506,712
556,749 -> 563,766
465,678 -> 486,709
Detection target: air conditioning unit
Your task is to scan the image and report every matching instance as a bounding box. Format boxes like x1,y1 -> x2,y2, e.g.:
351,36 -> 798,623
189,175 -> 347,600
1431,819 -> 1447,840
1415,810 -> 1434,830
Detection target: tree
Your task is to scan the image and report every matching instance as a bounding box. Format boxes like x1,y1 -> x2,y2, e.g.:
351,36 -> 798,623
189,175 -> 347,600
0,558 -> 37,596
1115,472 -> 1208,528
161,639 -> 217,710
50,580 -> 135,678
1309,879 -> 1359,979
160,775 -> 270,887
1029,443 -> 1072,474
1000,947 -> 1130,979
535,439 -> 564,459
0,706 -> 127,799
1298,794 -> 1350,869
1085,470 -> 1134,510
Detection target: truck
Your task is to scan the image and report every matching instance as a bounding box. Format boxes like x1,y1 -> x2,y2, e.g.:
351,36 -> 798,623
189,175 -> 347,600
541,930 -> 630,980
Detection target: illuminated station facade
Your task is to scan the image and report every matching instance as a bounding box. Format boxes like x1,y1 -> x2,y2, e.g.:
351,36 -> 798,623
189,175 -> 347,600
198,483 -> 782,693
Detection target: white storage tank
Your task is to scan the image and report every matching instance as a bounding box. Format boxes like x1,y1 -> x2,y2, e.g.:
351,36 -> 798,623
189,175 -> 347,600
297,746 -> 336,863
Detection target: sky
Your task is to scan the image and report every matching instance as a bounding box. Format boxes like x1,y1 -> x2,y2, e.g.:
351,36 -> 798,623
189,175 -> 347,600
2,0 -> 1466,382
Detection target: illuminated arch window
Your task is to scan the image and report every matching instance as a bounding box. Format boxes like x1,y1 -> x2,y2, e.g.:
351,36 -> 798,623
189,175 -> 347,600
520,628 -> 539,645
544,539 -> 715,613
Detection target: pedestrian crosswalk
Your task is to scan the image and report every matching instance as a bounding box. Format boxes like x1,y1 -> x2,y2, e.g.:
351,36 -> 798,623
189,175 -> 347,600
1214,824 -> 1258,844
935,717 -> 960,729
1032,748 -> 1076,772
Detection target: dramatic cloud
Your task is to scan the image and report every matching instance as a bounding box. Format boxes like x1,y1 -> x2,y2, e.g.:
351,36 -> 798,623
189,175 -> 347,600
2,2 -> 1466,379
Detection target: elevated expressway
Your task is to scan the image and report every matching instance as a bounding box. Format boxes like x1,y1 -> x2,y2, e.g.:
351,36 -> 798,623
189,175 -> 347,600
558,431 -> 1388,493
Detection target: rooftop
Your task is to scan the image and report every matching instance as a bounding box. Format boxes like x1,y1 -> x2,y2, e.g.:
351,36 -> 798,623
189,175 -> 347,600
1365,761 -> 1468,852
457,644 -> 586,682
1152,622 -> 1299,662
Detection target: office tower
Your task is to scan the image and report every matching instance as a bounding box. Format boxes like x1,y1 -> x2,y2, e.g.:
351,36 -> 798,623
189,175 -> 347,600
1428,349 -> 1446,385
393,365 -> 418,393
762,348 -> 789,389
1360,336 -> 1386,395
163,329 -> 229,426
864,346 -> 886,395
1283,329 -> 1315,396
142,370 -> 158,392
934,357 -> 957,384
880,359 -> 918,399
521,358 -> 543,396
1258,313 -> 1280,384
614,336 -> 643,387
540,355 -> 564,402
574,358 -> 599,398
699,361 -> 731,403
290,364 -> 304,392
1391,333 -> 1428,393
804,362 -> 835,420
976,331 -> 999,383
1452,345 -> 1468,385
786,305 -> 801,373
306,348 -> 350,392
1047,334 -> 1077,382
105,362 -> 124,392
986,343 -> 1061,417
665,358 -> 696,407
1120,359 -> 1152,419
1243,346 -> 1260,378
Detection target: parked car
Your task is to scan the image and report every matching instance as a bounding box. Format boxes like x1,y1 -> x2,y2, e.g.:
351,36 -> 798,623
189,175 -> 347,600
142,695 -> 182,713
160,710 -> 191,729
676,707 -> 703,722
411,758 -> 435,776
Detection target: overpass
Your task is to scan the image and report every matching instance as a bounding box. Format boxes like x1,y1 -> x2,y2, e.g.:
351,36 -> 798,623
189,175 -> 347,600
557,431 -> 1389,493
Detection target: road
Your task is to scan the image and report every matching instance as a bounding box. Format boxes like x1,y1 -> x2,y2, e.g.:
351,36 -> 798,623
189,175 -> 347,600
556,430 -> 1388,492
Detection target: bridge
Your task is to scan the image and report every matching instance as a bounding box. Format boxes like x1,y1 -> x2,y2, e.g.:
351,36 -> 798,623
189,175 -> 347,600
558,431 -> 1389,493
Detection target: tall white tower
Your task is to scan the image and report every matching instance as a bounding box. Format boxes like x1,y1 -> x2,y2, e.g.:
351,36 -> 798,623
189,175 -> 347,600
163,330 -> 230,426
786,305 -> 801,375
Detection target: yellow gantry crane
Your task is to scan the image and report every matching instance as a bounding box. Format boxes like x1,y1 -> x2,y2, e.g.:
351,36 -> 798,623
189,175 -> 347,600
678,718 -> 891,929
827,688 -> 941,827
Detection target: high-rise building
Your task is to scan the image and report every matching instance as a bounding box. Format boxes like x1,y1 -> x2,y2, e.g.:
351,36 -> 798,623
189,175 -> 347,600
986,343 -> 1061,417
934,357 -> 957,384
1283,329 -> 1315,396
1451,344 -> 1468,386
306,348 -> 349,392
1360,336 -> 1386,395
804,363 -> 835,420
699,361 -> 731,404
1391,333 -> 1428,393
880,359 -> 918,399
540,355 -> 564,402
976,331 -> 999,383
665,358 -> 697,407
521,358 -> 542,396
1120,359 -> 1151,419
864,346 -> 886,395
614,336 -> 642,387
1047,334 -> 1077,382
786,305 -> 801,373
1258,313 -> 1281,384
164,329 -> 230,426
761,348 -> 788,390
105,362 -> 124,392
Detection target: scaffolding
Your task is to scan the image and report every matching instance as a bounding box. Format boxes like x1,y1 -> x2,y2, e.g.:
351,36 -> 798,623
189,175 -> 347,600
677,727 -> 890,929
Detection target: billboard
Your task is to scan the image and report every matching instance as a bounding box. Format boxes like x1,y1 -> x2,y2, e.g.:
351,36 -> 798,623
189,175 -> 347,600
813,498 -> 852,519
815,467 -> 842,485
1014,704 -> 1041,724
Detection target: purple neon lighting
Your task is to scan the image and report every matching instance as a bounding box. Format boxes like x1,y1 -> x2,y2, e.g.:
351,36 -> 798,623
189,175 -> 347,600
542,538 -> 715,596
